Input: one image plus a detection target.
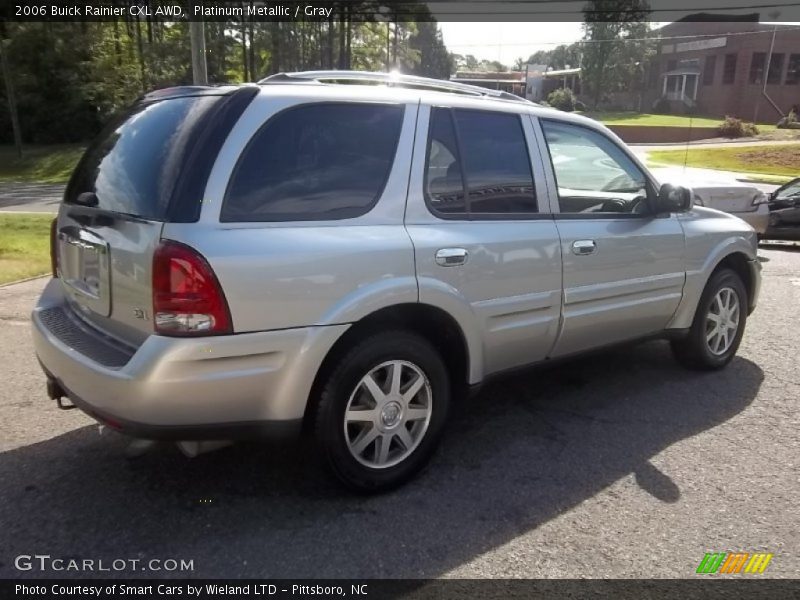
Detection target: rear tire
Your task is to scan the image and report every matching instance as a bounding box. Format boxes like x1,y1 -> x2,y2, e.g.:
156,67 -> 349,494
670,268 -> 748,370
314,331 -> 450,493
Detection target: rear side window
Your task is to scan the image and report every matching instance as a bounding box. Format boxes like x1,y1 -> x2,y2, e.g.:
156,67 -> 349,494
424,108 -> 537,218
425,109 -> 467,215
66,96 -> 222,220
222,103 -> 404,222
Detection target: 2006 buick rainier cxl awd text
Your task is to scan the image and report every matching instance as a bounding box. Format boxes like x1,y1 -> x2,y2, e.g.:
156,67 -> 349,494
33,71 -> 761,492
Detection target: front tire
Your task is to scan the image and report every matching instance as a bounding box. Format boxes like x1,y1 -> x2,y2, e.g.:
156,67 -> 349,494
671,268 -> 748,370
314,331 -> 450,493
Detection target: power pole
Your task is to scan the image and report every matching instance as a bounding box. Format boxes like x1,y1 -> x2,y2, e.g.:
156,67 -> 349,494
0,38 -> 22,158
190,3 -> 208,85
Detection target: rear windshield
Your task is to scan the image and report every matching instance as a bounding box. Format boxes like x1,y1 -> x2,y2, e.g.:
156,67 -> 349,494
65,96 -> 222,220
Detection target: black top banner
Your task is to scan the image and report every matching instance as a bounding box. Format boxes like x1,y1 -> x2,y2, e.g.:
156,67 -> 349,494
3,0 -> 800,23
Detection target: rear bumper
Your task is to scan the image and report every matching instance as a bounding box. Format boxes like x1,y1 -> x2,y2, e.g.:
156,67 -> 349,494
734,205 -> 769,235
32,279 -> 348,439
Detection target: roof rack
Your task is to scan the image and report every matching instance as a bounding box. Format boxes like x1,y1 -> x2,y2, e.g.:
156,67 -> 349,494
258,70 -> 535,105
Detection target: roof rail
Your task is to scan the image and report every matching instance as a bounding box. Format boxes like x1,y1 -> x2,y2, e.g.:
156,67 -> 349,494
258,70 -> 535,105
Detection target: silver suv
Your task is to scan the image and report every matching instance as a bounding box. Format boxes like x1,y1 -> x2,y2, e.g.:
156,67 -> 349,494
33,71 -> 761,491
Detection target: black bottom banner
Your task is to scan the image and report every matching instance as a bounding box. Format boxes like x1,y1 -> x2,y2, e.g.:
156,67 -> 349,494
3,579 -> 799,600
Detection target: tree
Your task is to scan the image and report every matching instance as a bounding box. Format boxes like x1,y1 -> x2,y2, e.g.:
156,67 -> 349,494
521,49 -> 553,68
549,43 -> 582,70
0,8 -> 455,144
581,0 -> 652,108
408,21 -> 452,79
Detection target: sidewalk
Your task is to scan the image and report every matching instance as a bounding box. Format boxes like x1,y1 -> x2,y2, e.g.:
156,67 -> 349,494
630,138 -> 800,150
0,182 -> 63,213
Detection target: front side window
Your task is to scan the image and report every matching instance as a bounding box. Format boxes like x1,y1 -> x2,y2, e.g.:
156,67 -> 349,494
424,108 -> 537,218
541,120 -> 651,216
222,103 -> 403,222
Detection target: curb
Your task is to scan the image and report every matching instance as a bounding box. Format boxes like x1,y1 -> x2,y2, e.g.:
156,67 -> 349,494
0,273 -> 50,289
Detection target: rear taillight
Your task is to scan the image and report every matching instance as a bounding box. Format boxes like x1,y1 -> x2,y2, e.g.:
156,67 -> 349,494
752,192 -> 768,206
152,241 -> 232,336
50,218 -> 58,278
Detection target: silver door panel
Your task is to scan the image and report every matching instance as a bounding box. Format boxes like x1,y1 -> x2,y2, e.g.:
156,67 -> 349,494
549,218 -> 685,357
406,105 -> 562,377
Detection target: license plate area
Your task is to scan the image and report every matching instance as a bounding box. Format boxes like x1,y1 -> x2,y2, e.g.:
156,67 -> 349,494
58,226 -> 111,317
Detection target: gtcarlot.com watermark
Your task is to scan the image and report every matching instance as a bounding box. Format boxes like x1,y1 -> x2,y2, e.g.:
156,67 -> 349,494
14,554 -> 194,573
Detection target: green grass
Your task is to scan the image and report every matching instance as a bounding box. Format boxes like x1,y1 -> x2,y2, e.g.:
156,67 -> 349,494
648,143 -> 800,178
0,145 -> 84,183
0,213 -> 53,284
585,111 -> 776,131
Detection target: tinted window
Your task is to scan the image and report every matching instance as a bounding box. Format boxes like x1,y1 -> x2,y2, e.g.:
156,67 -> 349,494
222,103 -> 403,222
424,108 -> 536,218
723,53 -> 737,84
542,120 -> 650,215
767,53 -> 784,85
703,55 -> 716,85
425,109 -> 467,215
66,96 -> 221,219
454,110 -> 537,214
787,54 -> 800,84
750,52 -> 766,84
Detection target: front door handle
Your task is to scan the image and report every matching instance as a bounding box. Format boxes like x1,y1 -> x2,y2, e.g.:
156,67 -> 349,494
435,248 -> 468,267
572,240 -> 597,255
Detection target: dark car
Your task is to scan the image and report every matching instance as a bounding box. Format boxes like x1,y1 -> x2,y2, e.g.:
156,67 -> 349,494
764,178 -> 800,241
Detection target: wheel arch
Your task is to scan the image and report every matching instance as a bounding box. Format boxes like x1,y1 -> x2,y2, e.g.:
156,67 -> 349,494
303,303 -> 474,429
713,251 -> 755,311
667,239 -> 757,330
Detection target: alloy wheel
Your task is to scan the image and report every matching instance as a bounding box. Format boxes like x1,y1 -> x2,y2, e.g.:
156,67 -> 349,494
343,360 -> 433,469
705,286 -> 740,355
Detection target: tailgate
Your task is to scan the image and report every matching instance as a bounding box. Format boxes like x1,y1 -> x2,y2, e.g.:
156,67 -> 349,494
56,209 -> 163,346
54,91 -> 246,347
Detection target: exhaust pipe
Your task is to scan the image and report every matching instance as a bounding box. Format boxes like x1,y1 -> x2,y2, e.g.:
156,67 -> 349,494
47,378 -> 77,410
176,440 -> 232,458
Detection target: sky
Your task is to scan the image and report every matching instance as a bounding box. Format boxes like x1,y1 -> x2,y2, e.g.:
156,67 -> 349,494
439,20 -> 800,68
439,22 -> 585,66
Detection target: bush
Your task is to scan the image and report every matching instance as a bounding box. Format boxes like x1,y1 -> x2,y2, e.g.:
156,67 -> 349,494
653,97 -> 671,114
777,110 -> 799,129
718,116 -> 759,138
546,87 -> 577,112
574,100 -> 587,112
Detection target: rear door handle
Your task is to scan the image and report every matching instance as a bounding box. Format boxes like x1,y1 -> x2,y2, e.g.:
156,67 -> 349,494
435,248 -> 468,266
572,240 -> 597,255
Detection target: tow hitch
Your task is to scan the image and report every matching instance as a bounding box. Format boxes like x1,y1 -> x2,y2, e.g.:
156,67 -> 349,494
47,378 -> 76,410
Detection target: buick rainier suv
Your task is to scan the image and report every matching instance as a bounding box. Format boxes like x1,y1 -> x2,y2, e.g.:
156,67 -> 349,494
33,71 -> 761,491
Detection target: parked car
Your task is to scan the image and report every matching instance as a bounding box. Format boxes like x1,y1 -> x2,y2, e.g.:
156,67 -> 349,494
763,177 -> 800,241
33,72 -> 761,492
651,167 -> 770,234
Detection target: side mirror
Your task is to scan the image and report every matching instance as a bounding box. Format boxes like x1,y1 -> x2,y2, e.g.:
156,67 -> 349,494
656,183 -> 693,214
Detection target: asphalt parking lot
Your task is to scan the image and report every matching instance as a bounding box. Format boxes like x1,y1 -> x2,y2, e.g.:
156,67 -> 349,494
1,244 -> 798,580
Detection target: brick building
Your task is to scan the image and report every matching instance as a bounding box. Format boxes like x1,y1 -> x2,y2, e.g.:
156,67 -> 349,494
645,16 -> 800,121
450,71 -> 526,96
